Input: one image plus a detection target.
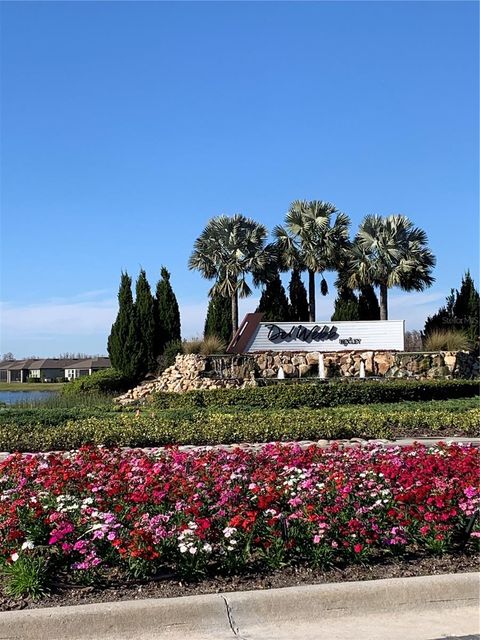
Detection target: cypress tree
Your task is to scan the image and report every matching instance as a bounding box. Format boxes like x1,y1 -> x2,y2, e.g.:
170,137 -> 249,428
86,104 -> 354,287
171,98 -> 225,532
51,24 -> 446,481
453,271 -> 479,343
424,272 -> 479,343
424,290 -> 455,337
107,272 -> 142,381
204,293 -> 232,344
155,267 -> 181,354
288,268 -> 309,321
135,269 -> 157,375
358,285 -> 380,320
331,287 -> 360,321
256,271 -> 291,321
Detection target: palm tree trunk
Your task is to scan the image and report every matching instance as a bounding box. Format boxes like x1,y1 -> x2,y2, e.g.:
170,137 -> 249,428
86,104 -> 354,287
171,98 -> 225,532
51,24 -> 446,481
231,290 -> 239,335
308,269 -> 315,322
379,283 -> 388,320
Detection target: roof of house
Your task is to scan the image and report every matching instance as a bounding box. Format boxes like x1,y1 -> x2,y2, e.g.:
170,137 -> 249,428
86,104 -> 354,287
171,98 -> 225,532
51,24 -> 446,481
66,357 -> 111,370
0,358 -> 111,371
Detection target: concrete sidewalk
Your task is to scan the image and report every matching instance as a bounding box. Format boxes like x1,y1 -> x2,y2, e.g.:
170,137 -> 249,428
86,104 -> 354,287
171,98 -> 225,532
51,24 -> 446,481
0,572 -> 478,640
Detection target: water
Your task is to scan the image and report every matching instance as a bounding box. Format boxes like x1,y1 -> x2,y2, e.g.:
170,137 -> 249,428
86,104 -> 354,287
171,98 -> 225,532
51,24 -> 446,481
0,391 -> 58,405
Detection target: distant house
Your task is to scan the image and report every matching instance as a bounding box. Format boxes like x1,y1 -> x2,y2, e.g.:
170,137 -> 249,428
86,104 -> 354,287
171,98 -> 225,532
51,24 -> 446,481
0,358 -> 111,383
64,357 -> 112,380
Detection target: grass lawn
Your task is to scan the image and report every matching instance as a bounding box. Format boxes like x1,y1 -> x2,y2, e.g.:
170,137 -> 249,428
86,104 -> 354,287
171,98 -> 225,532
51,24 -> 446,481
0,382 -> 65,391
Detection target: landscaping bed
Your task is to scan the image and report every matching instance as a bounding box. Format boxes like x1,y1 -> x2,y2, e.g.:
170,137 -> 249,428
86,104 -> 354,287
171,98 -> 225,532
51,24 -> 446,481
0,399 -> 477,451
0,443 -> 478,607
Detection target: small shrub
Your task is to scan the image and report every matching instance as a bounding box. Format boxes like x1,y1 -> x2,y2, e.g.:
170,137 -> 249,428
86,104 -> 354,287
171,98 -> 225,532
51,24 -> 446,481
424,330 -> 472,351
200,335 -> 226,354
182,338 -> 203,354
62,369 -> 132,397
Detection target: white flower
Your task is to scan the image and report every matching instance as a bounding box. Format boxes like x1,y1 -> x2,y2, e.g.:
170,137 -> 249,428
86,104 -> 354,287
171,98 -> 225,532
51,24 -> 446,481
11,553 -> 19,562
179,544 -> 188,553
21,540 -> 34,551
188,547 -> 197,555
223,527 -> 236,538
203,543 -> 212,553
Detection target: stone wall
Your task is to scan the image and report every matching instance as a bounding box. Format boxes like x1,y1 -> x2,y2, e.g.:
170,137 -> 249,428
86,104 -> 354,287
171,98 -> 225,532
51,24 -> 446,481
116,350 -> 479,404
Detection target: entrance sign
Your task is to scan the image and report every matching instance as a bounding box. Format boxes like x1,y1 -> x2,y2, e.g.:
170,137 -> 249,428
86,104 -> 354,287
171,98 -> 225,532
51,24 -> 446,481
227,315 -> 405,353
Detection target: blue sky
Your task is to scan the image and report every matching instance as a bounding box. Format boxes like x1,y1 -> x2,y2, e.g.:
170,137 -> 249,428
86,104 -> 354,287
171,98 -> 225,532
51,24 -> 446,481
0,1 -> 478,356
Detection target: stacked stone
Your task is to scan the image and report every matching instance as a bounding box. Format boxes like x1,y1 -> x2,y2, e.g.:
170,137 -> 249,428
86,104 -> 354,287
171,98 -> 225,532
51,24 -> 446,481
115,350 -> 478,405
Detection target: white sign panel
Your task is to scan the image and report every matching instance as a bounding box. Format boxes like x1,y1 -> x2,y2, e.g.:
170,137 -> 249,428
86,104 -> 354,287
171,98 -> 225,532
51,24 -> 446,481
245,321 -> 405,352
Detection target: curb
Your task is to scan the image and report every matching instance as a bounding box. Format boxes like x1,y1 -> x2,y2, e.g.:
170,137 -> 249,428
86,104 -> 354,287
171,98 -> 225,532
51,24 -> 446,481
0,437 -> 479,461
0,573 -> 478,640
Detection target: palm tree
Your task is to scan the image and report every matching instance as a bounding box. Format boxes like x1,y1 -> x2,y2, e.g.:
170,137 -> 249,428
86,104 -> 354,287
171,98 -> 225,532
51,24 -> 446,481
274,200 -> 350,322
188,214 -> 273,335
344,214 -> 436,320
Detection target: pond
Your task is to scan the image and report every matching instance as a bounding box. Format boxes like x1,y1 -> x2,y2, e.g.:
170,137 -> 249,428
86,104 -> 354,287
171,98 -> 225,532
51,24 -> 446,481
0,391 -> 59,405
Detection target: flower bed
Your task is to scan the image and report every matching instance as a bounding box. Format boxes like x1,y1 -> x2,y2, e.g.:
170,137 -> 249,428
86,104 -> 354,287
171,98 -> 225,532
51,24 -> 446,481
0,443 -> 478,598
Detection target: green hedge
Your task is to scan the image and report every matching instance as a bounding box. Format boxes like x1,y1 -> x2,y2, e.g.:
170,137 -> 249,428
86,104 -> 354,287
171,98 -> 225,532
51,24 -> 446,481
1,404 -> 478,452
152,379 -> 479,410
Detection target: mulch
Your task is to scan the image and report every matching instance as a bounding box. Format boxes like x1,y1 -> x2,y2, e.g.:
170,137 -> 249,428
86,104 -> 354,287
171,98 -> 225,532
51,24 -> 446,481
1,549 -> 478,612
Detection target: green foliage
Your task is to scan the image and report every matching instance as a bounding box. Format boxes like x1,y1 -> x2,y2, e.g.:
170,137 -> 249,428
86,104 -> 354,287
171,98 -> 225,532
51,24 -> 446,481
288,268 -> 309,321
425,271 -> 479,345
0,401 -> 477,452
152,379 -> 479,411
134,270 -> 158,375
274,201 -> 350,321
108,272 -> 142,380
156,267 -> 181,354
256,271 -> 291,321
189,214 -> 274,331
61,369 -> 131,397
344,215 -> 435,320
331,287 -> 360,321
358,285 -> 380,320
1,556 -> 49,599
204,293 -> 232,343
423,330 -> 472,352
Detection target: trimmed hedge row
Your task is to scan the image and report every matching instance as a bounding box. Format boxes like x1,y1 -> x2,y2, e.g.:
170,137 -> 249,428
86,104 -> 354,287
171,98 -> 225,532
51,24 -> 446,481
152,379 -> 479,410
1,405 -> 478,452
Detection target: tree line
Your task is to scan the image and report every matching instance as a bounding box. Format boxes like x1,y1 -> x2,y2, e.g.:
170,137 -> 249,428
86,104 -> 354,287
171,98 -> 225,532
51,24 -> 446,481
189,201 -> 436,330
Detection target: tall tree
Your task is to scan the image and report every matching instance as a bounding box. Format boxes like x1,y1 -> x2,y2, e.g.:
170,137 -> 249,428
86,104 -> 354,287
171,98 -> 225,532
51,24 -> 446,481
274,200 -> 350,321
424,271 -> 479,343
453,271 -> 479,343
189,214 -> 273,334
155,267 -> 181,354
204,293 -> 232,344
107,272 -> 142,380
331,287 -> 360,321
344,215 -> 435,320
256,271 -> 291,321
134,269 -> 157,375
358,285 -> 380,320
288,268 -> 309,322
